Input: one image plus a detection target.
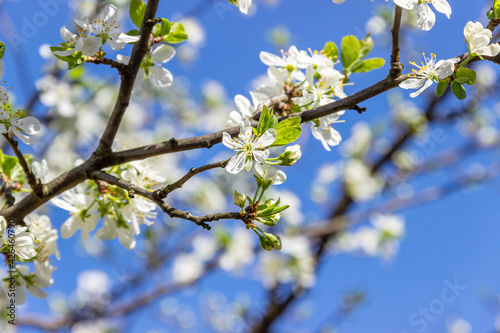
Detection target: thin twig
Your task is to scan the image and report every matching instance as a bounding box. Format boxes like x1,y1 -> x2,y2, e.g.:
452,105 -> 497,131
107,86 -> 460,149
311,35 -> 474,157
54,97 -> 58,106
155,158 -> 230,199
83,56 -> 128,75
89,170 -> 241,229
1,133 -> 44,197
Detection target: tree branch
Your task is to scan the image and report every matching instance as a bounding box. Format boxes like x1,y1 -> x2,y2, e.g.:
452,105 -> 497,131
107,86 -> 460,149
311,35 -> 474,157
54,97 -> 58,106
155,158 -> 230,199
1,133 -> 44,197
83,56 -> 128,75
89,170 -> 241,229
389,5 -> 404,78
94,0 -> 160,155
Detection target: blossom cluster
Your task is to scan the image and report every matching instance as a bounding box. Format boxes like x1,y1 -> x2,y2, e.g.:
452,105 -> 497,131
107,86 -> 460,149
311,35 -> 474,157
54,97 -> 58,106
51,160 -> 164,250
334,0 -> 451,31
227,45 -> 346,151
0,59 -> 41,145
53,4 -> 139,57
0,214 -> 60,303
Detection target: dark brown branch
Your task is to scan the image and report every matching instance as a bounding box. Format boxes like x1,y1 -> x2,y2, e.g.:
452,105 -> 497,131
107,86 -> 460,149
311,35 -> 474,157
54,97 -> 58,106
112,75 -> 407,165
2,133 -> 44,197
89,170 -> 241,229
155,158 -> 230,199
389,5 -> 404,78
83,56 -> 128,75
486,18 -> 500,32
94,0 -> 160,155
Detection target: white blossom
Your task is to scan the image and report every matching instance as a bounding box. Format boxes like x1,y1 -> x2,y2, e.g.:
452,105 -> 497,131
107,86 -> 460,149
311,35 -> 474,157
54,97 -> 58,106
117,44 -> 175,93
222,119 -> 276,174
76,4 -> 139,51
399,53 -> 455,97
464,21 -> 500,57
0,105 -> 41,145
0,60 -> 9,104
51,185 -> 99,241
394,0 -> 451,31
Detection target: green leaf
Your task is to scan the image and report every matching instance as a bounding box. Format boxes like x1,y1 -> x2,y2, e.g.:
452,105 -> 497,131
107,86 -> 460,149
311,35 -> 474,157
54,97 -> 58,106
340,35 -> 360,69
50,46 -> 80,62
451,81 -> 467,100
125,29 -> 140,36
272,127 -> 302,147
358,35 -> 374,59
2,156 -> 18,177
455,67 -> 476,85
274,116 -> 301,130
160,18 -> 171,36
11,155 -> 31,182
67,59 -> 83,70
323,41 -> 338,60
0,42 -> 5,59
351,58 -> 385,73
269,114 -> 279,129
164,23 -> 188,43
130,0 -> 146,28
257,105 -> 271,135
436,79 -> 449,96
151,24 -> 161,37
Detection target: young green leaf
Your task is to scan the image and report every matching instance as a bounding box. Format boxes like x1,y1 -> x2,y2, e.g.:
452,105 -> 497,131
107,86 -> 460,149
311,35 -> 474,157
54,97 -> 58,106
351,58 -> 385,73
359,35 -> 374,59
272,127 -> 302,147
164,23 -> 188,43
0,42 -> 5,59
130,0 -> 146,29
2,156 -> 18,178
160,18 -> 171,36
436,79 -> 449,96
451,81 -> 466,100
323,41 -> 338,60
340,35 -> 360,69
257,105 -> 271,135
274,116 -> 301,130
455,67 -> 476,85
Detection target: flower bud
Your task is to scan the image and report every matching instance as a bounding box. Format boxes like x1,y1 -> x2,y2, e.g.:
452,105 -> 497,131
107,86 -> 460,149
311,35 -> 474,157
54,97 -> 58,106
258,234 -> 273,251
257,213 -> 281,226
232,190 -> 246,208
278,145 -> 301,166
263,232 -> 282,250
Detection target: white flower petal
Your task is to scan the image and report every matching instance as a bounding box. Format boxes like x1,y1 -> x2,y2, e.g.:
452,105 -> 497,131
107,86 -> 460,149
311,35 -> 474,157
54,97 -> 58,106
80,36 -> 102,56
150,67 -> 173,87
151,44 -> 176,63
417,4 -> 436,31
255,129 -> 277,148
260,51 -> 285,67
226,153 -> 246,174
252,149 -> 270,164
222,132 -> 240,150
409,78 -> 433,98
432,0 -> 451,18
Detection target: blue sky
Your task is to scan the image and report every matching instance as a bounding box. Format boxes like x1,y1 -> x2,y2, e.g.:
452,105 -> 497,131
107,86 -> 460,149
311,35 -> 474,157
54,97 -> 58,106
1,0 -> 500,332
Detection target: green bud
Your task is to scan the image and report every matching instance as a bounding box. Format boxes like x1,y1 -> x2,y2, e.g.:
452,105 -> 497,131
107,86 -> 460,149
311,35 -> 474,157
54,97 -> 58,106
263,232 -> 282,250
257,213 -> 280,226
233,190 -> 246,208
258,234 -> 273,251
278,145 -> 301,166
